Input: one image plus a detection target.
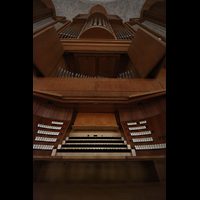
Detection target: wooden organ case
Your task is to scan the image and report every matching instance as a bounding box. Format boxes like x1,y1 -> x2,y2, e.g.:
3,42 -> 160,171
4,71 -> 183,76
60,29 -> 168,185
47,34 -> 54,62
33,1 -> 166,198
33,2 -> 166,197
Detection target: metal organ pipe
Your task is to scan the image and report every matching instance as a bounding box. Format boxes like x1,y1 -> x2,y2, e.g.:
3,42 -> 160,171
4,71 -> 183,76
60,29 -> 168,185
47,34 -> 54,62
59,25 -> 71,38
105,21 -> 111,31
102,18 -> 106,27
125,28 -> 134,38
121,29 -> 129,39
93,17 -> 97,25
90,18 -> 94,26
118,30 -> 124,39
69,28 -> 77,38
84,17 -> 110,28
99,17 -> 102,26
66,26 -> 74,38
123,28 -> 132,39
115,27 -> 134,40
84,21 -> 90,30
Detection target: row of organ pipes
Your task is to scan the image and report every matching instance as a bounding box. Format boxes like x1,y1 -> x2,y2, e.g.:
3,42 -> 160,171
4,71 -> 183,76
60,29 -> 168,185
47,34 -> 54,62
132,20 -> 166,37
33,17 -> 64,32
55,67 -> 108,78
55,67 -> 137,79
115,28 -> 134,40
59,26 -> 79,39
59,16 -> 113,39
117,69 -> 137,79
33,17 -> 54,32
84,16 -> 111,31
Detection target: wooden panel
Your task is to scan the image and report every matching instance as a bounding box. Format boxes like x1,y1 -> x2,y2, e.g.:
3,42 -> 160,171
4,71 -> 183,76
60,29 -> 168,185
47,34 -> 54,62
98,56 -> 119,78
51,107 -> 69,120
33,161 -> 159,183
34,102 -> 54,118
156,96 -> 166,112
33,76 -> 165,102
61,39 -> 131,54
127,28 -> 166,78
118,109 -> 132,121
72,113 -> 119,130
89,5 -> 107,14
118,106 -> 145,122
129,106 -> 145,120
149,1 -> 166,13
77,56 -> 96,76
143,10 -> 166,24
33,98 -> 74,121
142,101 -> 162,118
74,113 -> 117,126
33,182 -> 166,200
33,26 -> 64,76
120,97 -> 164,120
33,8 -> 53,21
140,0 -> 163,18
75,54 -> 120,78
33,99 -> 40,114
33,0 -> 47,11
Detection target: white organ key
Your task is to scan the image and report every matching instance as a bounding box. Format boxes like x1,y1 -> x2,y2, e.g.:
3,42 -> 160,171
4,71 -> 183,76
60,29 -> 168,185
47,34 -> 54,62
37,124 -> 62,130
132,137 -> 153,143
61,147 -> 127,150
35,136 -> 57,142
130,131 -> 151,136
139,120 -> 147,124
33,144 -> 54,150
135,143 -> 166,150
64,143 -> 126,145
37,130 -> 59,135
127,122 -> 137,126
129,126 -> 146,130
51,121 -> 64,125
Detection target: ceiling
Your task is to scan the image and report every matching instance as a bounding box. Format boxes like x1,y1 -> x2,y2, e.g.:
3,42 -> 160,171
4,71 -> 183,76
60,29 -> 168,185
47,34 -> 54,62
52,0 -> 146,22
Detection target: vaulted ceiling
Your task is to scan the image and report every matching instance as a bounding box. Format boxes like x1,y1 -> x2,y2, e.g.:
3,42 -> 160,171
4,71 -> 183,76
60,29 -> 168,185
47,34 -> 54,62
52,0 -> 146,22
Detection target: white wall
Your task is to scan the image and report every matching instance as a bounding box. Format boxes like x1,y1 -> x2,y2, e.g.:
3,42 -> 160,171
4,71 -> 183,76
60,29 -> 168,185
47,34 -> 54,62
52,0 -> 146,22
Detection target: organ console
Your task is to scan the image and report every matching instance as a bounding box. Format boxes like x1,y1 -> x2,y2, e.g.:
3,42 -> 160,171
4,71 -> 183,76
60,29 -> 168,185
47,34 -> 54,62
33,107 -> 166,159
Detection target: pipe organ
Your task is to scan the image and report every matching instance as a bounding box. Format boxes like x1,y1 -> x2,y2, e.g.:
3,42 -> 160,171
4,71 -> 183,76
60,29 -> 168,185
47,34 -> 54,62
33,1 -> 166,198
33,2 -> 166,197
